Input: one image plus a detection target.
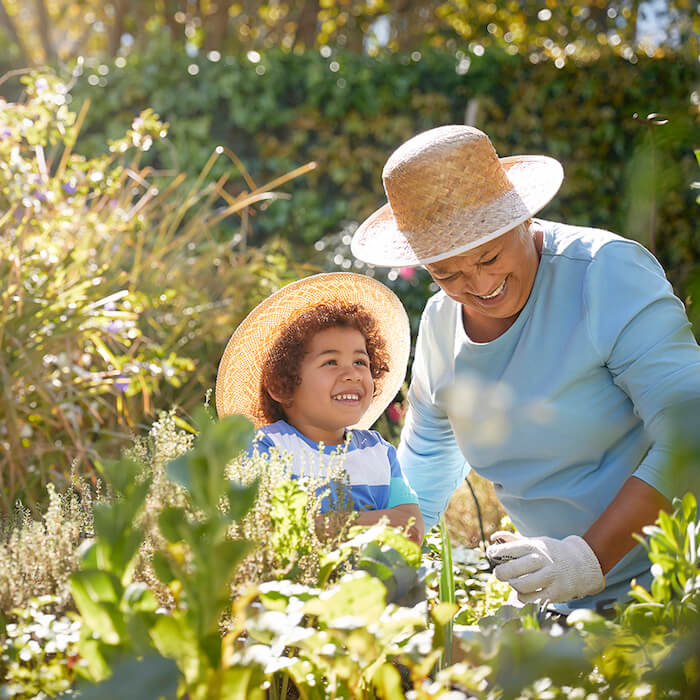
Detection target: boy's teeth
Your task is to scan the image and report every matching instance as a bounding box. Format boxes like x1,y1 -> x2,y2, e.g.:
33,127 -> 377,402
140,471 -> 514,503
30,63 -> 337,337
334,393 -> 359,400
478,278 -> 506,299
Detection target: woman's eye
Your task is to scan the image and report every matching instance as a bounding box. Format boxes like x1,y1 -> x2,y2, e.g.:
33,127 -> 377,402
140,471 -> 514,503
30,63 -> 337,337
481,255 -> 498,266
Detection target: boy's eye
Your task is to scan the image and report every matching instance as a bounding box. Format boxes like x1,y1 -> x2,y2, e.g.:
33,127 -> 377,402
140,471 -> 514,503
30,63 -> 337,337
323,359 -> 337,366
354,358 -> 369,367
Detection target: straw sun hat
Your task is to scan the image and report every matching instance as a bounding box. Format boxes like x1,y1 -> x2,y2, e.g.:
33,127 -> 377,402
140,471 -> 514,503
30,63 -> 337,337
216,272 -> 410,430
351,125 -> 564,267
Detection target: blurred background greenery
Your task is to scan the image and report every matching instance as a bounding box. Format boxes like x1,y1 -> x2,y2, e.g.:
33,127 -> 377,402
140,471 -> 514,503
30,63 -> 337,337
0,1 -> 698,541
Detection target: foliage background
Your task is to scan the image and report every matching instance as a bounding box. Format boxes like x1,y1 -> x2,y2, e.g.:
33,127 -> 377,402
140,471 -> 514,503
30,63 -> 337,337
1,1 -> 699,531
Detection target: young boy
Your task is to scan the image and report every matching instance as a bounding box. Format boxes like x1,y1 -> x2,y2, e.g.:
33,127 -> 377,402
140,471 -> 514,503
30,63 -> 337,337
215,272 -> 424,544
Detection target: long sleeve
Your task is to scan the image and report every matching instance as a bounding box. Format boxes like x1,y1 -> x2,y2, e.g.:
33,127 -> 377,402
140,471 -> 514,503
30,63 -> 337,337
584,240 -> 700,500
397,307 -> 469,529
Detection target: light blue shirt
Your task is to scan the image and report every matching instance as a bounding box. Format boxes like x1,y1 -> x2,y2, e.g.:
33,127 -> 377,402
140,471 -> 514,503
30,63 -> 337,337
398,219 -> 700,606
253,420 -> 418,513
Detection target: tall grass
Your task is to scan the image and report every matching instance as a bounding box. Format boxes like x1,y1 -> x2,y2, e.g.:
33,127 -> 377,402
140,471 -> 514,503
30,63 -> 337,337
0,72 -> 313,512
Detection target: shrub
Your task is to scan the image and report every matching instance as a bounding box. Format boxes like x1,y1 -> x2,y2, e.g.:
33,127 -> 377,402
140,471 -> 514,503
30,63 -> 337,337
0,481 -> 98,616
0,72 -> 311,512
67,43 -> 699,333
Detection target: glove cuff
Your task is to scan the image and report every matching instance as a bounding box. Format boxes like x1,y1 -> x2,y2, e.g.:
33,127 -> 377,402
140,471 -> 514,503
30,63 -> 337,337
564,535 -> 606,598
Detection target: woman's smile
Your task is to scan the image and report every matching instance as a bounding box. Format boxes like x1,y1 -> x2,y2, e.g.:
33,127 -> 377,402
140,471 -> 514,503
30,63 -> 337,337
473,276 -> 508,303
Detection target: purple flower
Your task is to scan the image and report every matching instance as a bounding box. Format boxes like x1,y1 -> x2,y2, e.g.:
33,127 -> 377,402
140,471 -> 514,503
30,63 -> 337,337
114,375 -> 130,392
0,128 -> 11,139
63,182 -> 77,195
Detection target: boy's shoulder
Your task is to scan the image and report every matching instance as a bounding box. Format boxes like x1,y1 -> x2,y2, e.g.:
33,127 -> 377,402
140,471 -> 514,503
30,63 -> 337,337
348,428 -> 392,450
258,419 -> 297,438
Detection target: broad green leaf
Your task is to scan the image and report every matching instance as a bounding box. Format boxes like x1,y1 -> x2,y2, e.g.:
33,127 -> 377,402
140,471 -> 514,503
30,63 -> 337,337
71,572 -> 125,645
73,637 -> 112,684
166,454 -> 193,491
217,664 -> 266,700
227,479 -> 260,521
67,654 -> 179,700
305,573 -> 386,626
159,507 -> 190,543
372,662 -> 404,699
151,550 -> 177,584
150,613 -> 203,686
72,569 -> 121,604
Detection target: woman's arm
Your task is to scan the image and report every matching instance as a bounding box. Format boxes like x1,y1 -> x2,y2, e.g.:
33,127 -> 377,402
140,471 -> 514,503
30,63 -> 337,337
583,475 -> 671,575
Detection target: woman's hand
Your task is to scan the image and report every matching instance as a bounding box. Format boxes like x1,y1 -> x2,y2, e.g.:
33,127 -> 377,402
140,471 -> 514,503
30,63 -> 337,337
486,530 -> 605,603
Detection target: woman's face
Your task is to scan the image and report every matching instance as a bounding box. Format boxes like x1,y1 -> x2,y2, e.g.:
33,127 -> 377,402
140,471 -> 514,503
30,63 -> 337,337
424,223 -> 540,325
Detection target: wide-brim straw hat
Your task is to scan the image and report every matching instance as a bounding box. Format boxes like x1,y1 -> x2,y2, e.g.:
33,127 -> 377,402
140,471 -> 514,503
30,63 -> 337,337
216,272 -> 410,430
351,125 -> 564,267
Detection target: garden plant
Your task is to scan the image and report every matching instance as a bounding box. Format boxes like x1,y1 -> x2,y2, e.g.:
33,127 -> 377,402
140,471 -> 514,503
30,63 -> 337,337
1,9 -> 699,696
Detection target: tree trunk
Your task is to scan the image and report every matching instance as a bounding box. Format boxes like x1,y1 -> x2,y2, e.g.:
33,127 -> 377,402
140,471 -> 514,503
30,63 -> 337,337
203,0 -> 233,51
294,0 -> 319,49
109,0 -> 128,55
34,0 -> 57,63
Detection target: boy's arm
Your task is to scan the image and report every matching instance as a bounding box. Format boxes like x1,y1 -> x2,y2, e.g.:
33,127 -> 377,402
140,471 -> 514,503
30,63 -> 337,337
355,503 -> 425,544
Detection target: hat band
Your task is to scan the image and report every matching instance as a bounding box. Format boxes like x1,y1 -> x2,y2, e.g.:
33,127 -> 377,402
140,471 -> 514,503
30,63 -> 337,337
395,187 -> 531,262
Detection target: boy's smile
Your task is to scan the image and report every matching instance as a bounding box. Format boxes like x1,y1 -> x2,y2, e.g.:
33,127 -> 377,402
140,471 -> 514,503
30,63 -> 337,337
281,326 -> 374,444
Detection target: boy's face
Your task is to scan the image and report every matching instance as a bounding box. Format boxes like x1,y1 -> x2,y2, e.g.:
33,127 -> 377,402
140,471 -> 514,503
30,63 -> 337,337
282,326 -> 374,445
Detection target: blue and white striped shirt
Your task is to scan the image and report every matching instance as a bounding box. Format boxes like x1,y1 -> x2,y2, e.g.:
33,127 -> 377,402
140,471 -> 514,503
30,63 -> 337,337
252,420 -> 418,513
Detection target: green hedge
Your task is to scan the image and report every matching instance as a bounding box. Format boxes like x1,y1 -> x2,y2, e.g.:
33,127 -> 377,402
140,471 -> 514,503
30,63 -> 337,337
69,38 -> 699,325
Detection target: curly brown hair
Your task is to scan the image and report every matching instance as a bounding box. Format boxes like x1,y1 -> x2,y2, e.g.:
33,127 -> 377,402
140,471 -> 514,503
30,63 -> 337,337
259,302 -> 391,425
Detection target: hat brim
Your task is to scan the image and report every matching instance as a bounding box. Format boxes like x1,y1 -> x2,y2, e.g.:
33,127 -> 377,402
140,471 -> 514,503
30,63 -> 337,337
216,272 -> 410,431
351,155 -> 564,267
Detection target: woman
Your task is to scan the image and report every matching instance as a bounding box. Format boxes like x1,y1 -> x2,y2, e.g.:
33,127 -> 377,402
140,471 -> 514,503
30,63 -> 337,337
350,125 -> 700,610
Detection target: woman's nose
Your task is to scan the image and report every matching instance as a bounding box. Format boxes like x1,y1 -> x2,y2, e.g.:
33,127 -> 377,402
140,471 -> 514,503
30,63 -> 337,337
468,268 -> 499,296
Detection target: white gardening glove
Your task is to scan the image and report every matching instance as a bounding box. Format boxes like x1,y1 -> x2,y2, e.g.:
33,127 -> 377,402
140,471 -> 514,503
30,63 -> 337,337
485,530 -> 605,604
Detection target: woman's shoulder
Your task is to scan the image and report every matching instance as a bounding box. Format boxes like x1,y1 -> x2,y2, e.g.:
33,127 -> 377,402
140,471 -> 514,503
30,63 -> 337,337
540,219 -> 657,271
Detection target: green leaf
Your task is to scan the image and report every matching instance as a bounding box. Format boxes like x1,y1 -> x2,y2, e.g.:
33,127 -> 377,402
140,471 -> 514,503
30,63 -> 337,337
359,542 -> 419,604
159,507 -> 190,543
372,662 -> 405,699
73,637 -> 112,684
100,458 -> 142,495
122,582 -> 159,613
72,569 -> 121,604
217,664 -> 267,700
166,454 -> 193,491
71,571 -> 126,645
304,573 -> 387,626
67,654 -> 179,699
227,480 -> 259,521
150,613 -> 204,687
151,550 -> 177,584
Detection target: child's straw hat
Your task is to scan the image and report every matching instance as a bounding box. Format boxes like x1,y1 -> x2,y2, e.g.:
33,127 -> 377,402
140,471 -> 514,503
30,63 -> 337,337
351,125 -> 564,267
216,272 -> 410,430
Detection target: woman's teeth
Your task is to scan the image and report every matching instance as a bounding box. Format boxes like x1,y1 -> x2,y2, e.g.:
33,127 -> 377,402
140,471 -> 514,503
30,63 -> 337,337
478,278 -> 506,299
